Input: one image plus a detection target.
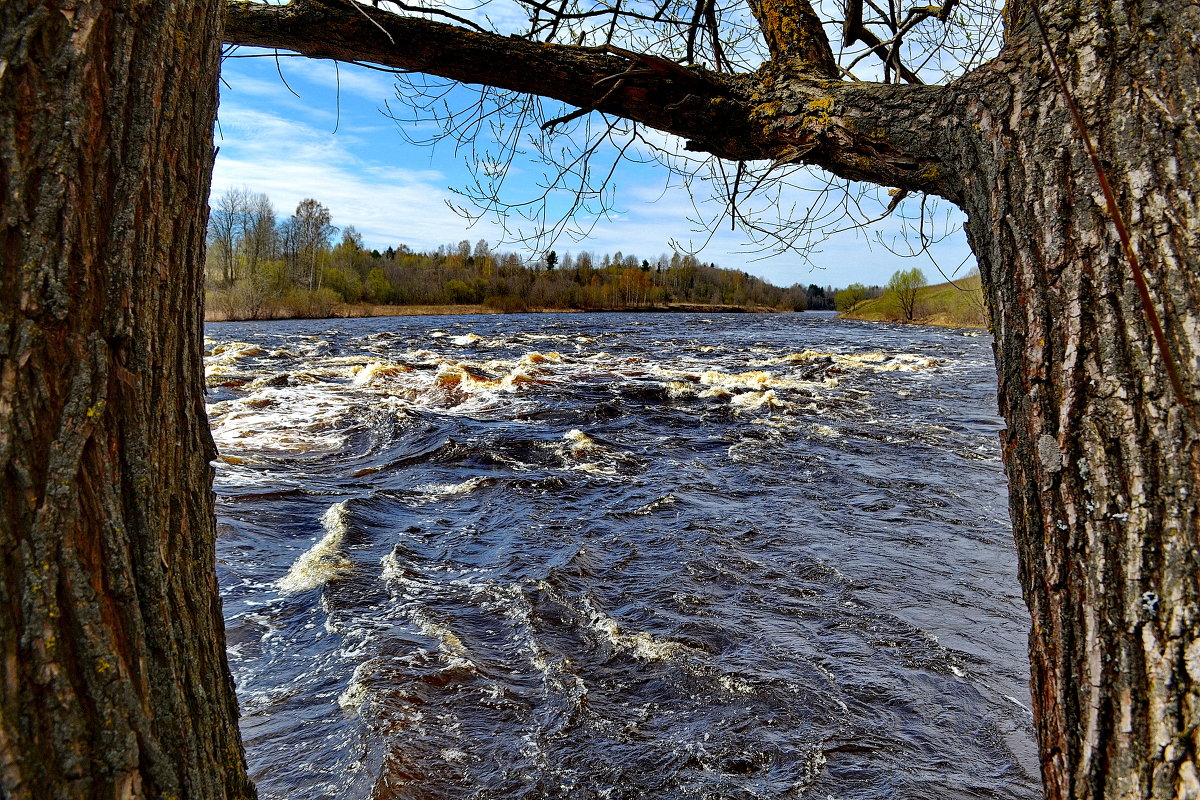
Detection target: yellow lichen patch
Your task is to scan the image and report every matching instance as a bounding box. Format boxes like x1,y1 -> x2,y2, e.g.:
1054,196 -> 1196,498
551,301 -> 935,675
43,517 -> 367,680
805,96 -> 835,126
755,100 -> 783,119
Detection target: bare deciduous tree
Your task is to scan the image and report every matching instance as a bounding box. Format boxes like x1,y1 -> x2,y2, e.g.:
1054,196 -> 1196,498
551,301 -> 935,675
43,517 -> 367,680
241,191 -> 279,275
209,186 -> 250,285
288,197 -> 337,290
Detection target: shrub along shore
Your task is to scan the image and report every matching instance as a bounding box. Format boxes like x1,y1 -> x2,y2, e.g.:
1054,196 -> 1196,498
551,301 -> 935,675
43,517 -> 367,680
837,274 -> 988,329
203,301 -> 784,322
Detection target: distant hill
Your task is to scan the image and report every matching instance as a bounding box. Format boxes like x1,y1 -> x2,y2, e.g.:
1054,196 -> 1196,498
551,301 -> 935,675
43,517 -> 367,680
839,273 -> 988,329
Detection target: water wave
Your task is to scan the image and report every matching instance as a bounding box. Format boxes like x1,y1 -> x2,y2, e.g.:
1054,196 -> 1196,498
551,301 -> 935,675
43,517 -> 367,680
207,312 -> 1035,800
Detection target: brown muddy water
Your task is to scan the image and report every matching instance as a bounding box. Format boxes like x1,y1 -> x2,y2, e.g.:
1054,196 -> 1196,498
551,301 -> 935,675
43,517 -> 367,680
205,311 -> 1038,800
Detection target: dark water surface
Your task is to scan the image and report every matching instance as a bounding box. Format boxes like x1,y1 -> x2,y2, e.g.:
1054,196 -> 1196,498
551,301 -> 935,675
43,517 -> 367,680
205,312 -> 1038,800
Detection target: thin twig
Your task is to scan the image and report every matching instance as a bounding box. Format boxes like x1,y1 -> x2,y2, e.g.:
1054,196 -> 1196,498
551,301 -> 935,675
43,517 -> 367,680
730,160 -> 743,230
346,0 -> 396,44
332,61 -> 342,133
274,50 -> 302,98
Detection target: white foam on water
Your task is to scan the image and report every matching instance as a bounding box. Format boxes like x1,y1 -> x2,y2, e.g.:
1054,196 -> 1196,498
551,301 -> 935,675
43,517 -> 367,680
351,360 -> 412,385
653,364 -> 827,398
758,349 -> 942,374
727,440 -> 763,463
631,495 -> 677,515
563,429 -> 597,450
379,547 -> 420,589
496,366 -> 543,392
208,392 -> 352,456
208,340 -> 267,359
811,424 -> 841,439
573,462 -> 618,475
278,502 -> 355,594
410,608 -> 474,671
666,381 -> 694,399
338,660 -> 374,712
581,597 -> 689,661
1004,694 -> 1031,711
556,429 -> 623,475
413,476 -> 491,500
729,389 -> 786,411
718,674 -> 754,694
526,350 -> 564,364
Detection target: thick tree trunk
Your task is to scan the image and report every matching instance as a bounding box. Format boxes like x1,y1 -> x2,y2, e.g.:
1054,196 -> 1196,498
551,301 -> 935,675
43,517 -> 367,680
948,3 -> 1200,797
0,3 -> 255,798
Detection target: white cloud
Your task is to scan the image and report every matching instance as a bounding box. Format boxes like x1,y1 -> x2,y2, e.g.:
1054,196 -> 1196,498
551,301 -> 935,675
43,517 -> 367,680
212,103 -> 508,250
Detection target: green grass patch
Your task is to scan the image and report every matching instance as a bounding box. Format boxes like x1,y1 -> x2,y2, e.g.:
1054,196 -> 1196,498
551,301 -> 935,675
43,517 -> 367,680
840,274 -> 988,328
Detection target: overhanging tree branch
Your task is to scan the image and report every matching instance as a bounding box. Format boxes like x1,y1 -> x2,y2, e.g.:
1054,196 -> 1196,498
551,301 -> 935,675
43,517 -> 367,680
224,0 -> 760,154
223,0 -> 957,195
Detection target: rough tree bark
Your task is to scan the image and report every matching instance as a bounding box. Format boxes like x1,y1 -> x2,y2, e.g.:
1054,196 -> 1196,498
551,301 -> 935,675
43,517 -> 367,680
223,1 -> 1200,798
0,2 -> 255,798
947,6 -> 1200,797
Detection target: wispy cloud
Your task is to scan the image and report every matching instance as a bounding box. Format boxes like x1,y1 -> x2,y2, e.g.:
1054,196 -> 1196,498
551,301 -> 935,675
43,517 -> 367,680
212,103 -> 508,250
278,57 -> 401,104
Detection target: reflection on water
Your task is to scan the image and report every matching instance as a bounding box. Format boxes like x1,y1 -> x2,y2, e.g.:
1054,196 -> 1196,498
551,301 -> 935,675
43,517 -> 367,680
208,312 -> 1037,800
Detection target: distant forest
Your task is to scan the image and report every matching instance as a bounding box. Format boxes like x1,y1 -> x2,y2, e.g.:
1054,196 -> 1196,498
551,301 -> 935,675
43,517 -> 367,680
205,189 -> 849,319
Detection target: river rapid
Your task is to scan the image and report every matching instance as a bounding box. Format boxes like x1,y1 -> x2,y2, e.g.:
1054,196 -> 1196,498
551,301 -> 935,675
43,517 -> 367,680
204,311 -> 1039,800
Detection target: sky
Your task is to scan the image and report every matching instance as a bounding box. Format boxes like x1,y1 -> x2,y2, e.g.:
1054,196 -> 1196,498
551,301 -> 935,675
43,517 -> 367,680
212,48 -> 976,290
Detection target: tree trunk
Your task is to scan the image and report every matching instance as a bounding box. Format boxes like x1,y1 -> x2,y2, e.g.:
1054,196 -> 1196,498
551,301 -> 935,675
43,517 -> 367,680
948,4 -> 1200,797
0,3 -> 255,798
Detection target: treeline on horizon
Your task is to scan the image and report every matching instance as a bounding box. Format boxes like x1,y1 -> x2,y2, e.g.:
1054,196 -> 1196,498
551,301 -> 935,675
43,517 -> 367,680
205,189 -> 855,320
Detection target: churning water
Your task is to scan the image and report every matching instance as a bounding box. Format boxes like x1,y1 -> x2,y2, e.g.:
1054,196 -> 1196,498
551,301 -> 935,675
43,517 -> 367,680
205,312 -> 1039,800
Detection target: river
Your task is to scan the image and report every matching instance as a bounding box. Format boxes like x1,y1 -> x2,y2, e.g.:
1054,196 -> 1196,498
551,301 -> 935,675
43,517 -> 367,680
204,311 -> 1039,800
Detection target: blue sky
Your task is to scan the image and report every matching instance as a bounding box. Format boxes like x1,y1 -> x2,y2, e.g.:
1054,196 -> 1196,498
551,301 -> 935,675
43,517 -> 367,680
213,49 -> 975,289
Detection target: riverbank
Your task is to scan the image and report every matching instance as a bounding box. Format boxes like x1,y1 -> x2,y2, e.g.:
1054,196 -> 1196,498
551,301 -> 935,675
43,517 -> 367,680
838,274 -> 988,329
206,303 -> 496,322
204,301 -> 789,322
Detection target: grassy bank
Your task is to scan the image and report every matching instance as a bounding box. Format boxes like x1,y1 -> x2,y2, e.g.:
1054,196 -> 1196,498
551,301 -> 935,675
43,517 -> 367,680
839,274 -> 988,329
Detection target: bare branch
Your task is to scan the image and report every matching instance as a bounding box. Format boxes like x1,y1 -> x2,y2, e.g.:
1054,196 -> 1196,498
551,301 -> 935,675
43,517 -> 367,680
744,0 -> 837,74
